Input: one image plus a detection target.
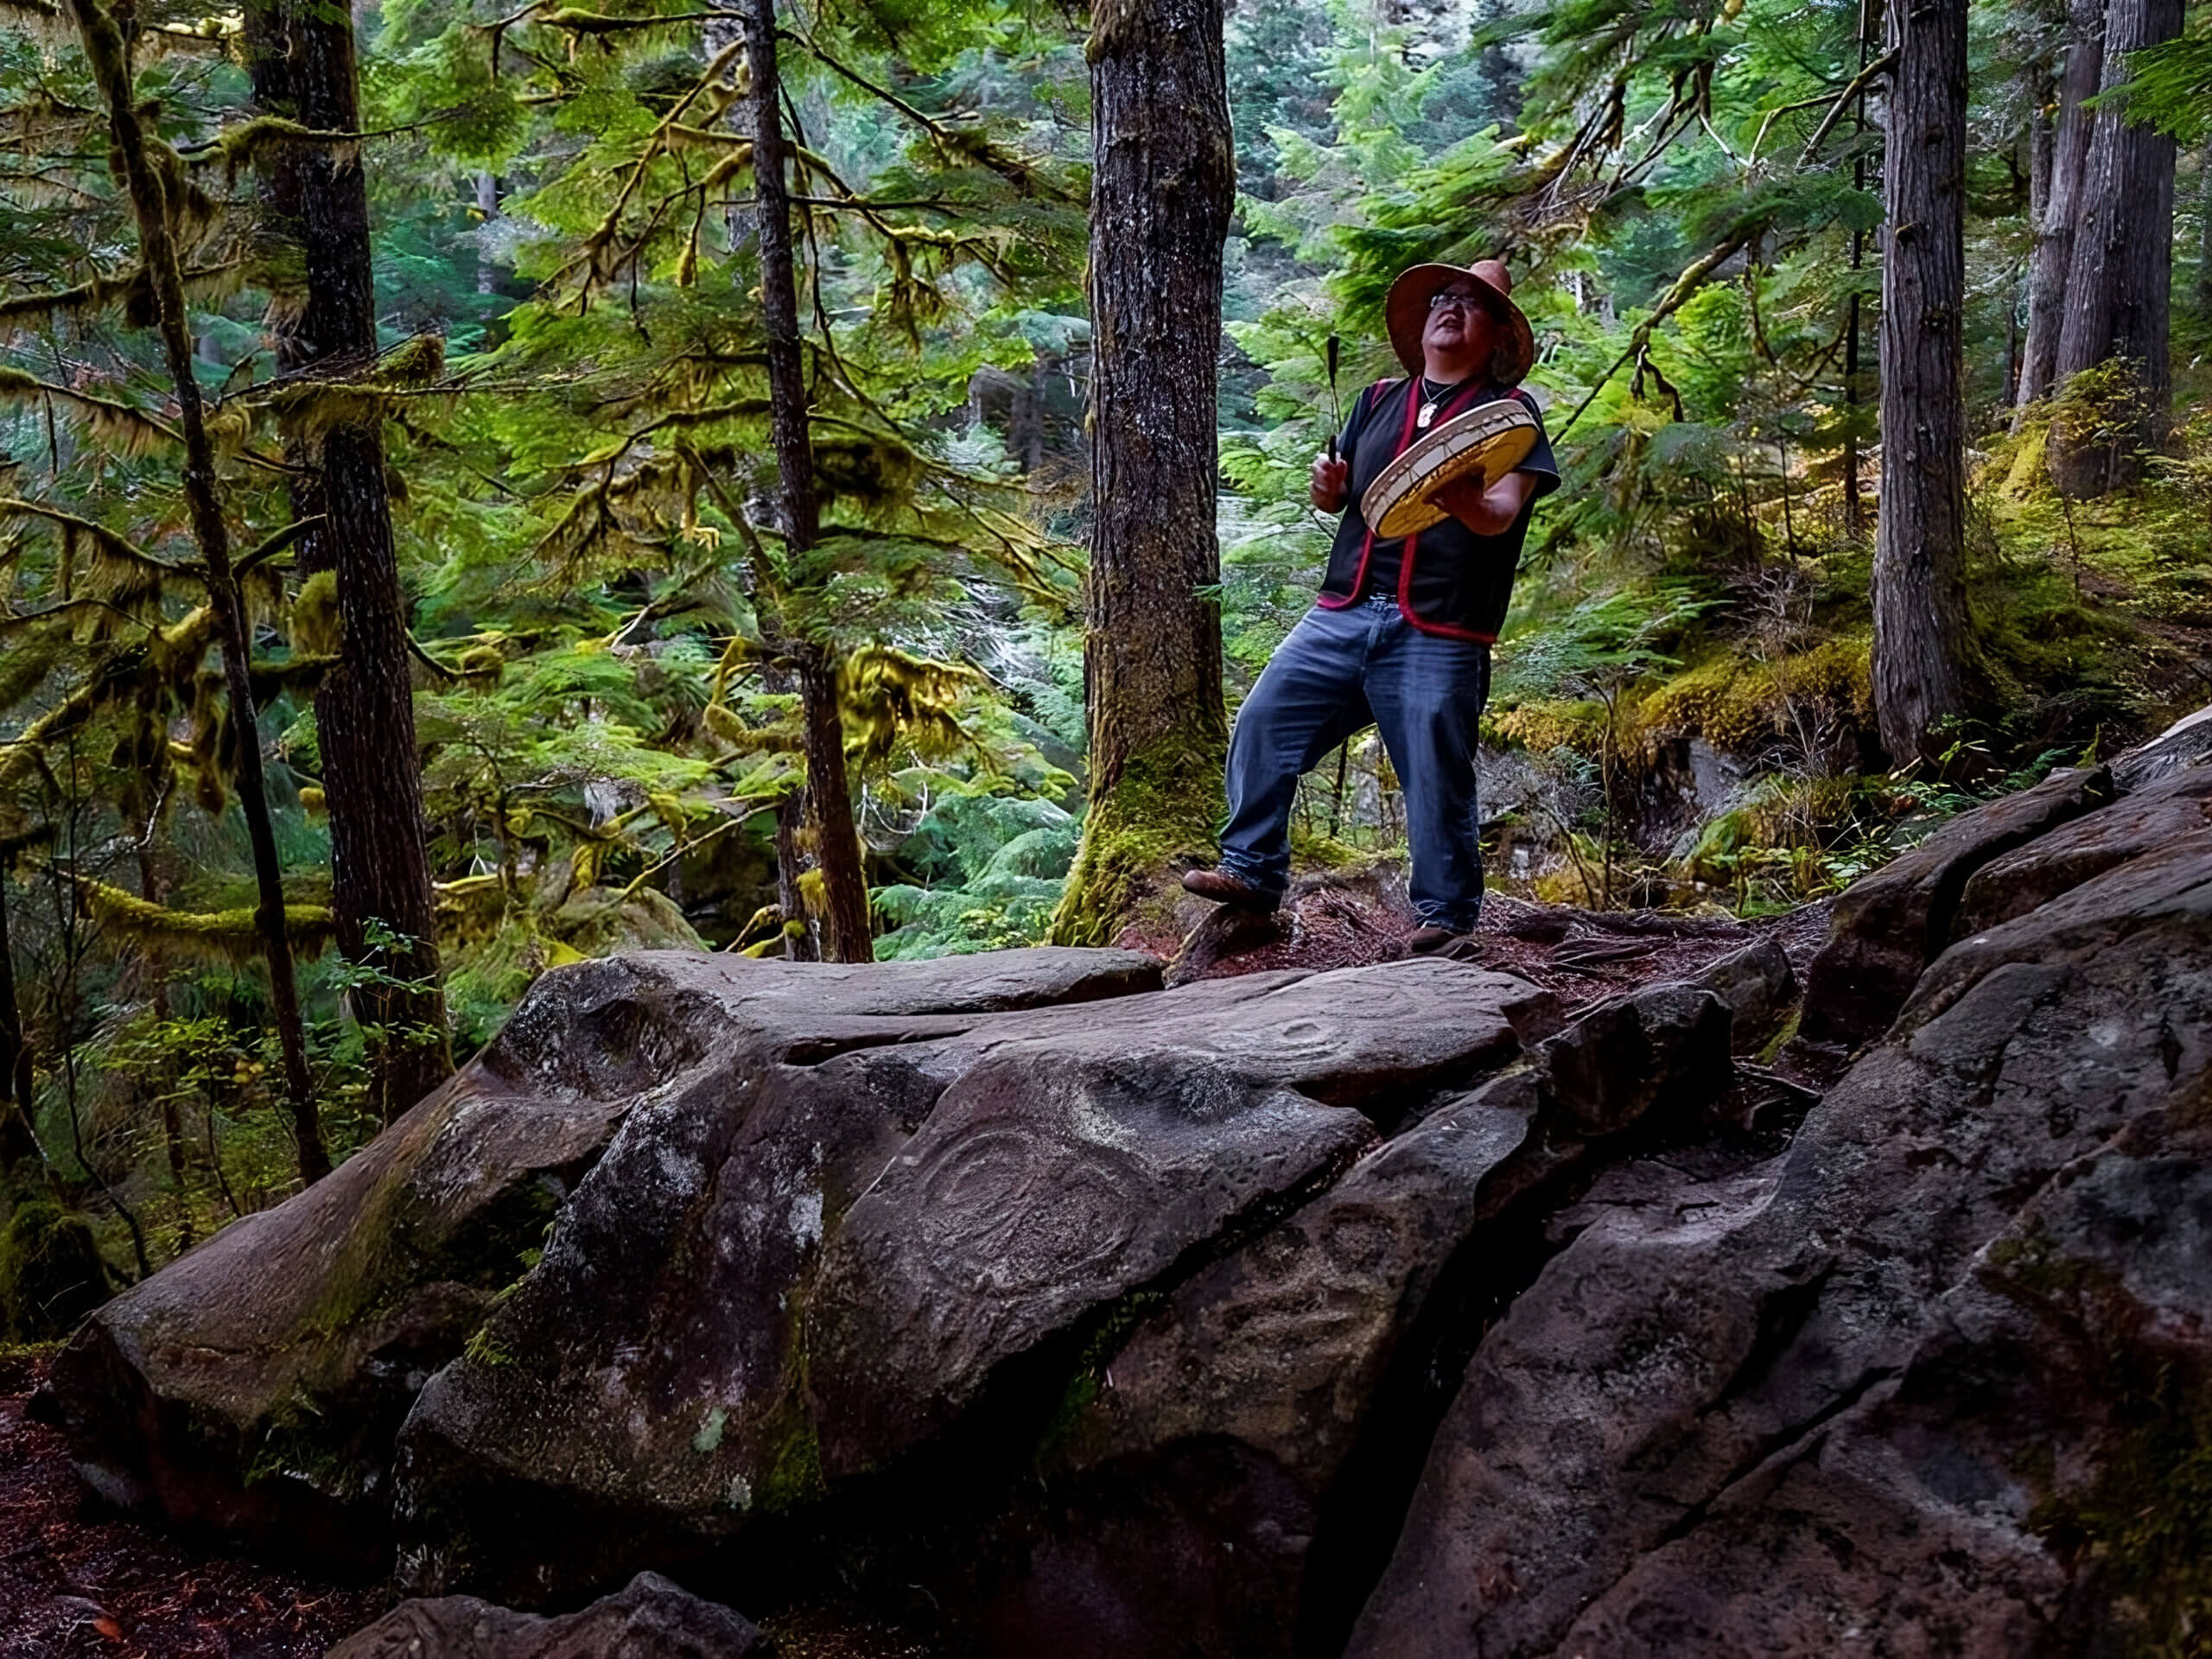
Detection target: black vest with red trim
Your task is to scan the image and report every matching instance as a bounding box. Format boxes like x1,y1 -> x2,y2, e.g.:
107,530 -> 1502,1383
1318,376 -> 1559,645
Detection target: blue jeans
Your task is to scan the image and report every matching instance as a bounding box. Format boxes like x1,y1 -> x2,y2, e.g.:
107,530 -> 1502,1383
1219,596 -> 1491,931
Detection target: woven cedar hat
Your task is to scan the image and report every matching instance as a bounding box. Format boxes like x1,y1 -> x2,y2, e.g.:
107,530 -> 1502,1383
1383,257 -> 1536,385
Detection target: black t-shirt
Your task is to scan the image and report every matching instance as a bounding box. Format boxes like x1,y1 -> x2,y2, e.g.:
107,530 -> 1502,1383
1318,376 -> 1560,642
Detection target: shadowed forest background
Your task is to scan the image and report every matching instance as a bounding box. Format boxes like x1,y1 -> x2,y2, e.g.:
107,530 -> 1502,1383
3,0 -> 2210,1314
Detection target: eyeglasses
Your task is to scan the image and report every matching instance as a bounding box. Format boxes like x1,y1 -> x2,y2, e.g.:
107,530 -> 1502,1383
1428,290 -> 1489,315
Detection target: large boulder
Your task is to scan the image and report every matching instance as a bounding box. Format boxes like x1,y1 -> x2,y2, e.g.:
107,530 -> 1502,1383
1796,764 -> 2112,1053
1950,761 -> 2212,938
329,1571 -> 764,1657
390,958 -> 1564,1605
38,947 -> 1160,1566
1348,827 -> 2212,1656
988,980 -> 1734,1659
2108,699 -> 2212,791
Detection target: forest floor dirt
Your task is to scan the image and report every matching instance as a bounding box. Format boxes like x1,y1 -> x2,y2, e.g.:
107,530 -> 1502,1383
0,1352 -> 384,1658
1,1346 -> 929,1657
0,893 -> 1827,1656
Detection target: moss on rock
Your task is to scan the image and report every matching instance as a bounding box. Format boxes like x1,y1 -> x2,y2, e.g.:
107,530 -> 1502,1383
0,1196 -> 110,1341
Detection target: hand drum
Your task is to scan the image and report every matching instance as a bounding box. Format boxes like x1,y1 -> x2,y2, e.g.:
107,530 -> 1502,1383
1359,397 -> 1540,540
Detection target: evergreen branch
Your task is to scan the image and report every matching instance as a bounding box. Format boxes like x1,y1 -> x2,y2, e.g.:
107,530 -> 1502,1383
72,876 -> 338,965
0,607 -> 215,788
234,514 -> 325,579
0,497 -> 178,575
1557,227 -> 1756,438
788,28 -> 1074,203
0,366 -> 181,454
408,636 -> 464,681
537,9 -> 734,32
0,261 -> 238,328
1796,50 -> 1896,166
614,801 -> 775,900
543,38 -> 745,292
248,652 -> 340,699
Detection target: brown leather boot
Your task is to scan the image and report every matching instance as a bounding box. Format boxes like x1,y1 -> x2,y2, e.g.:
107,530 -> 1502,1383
1179,868 -> 1279,912
1408,925 -> 1484,960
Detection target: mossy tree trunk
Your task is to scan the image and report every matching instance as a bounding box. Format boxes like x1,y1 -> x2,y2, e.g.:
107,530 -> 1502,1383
1872,0 -> 1976,770
1052,0 -> 1233,947
247,0 -> 452,1123
746,0 -> 872,963
2049,0 -> 2183,495
66,0 -> 329,1183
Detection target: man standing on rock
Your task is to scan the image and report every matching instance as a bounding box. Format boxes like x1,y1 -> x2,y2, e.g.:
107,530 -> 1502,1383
1183,258 -> 1560,957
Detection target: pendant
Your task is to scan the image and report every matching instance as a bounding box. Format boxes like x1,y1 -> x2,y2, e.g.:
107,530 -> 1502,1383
1417,401 -> 1437,429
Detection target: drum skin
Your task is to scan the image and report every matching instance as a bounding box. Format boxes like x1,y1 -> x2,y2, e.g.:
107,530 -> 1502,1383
1359,398 -> 1539,540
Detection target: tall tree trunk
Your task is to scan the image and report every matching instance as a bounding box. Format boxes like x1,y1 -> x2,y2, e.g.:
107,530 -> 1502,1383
133,842 -> 192,1252
1842,0 -> 1880,539
474,174 -> 500,297
745,0 -> 872,963
1052,0 -> 1234,946
2196,148 -> 2212,316
771,797 -> 819,961
0,874 -> 38,1176
1872,0 -> 1975,770
67,0 -> 328,1182
2013,0 -> 2107,426
248,0 -> 451,1122
2050,0 -> 2183,495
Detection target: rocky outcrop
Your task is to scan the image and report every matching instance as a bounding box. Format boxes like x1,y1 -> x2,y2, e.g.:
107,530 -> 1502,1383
1795,763 -> 2113,1052
1350,824 -> 2212,1657
2109,699 -> 2212,789
329,1572 -> 763,1657
1951,761 -> 2212,937
1007,981 -> 1733,1658
49,707 -> 2212,1658
38,947 -> 1160,1565
389,961 -> 1568,1605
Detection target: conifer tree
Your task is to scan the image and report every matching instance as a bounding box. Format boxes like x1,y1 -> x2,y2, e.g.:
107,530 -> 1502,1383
2013,0 -> 2107,423
743,0 -> 871,963
1872,0 -> 1974,766
245,0 -> 452,1120
2049,0 -> 2184,493
1052,0 -> 1234,945
61,0 -> 329,1180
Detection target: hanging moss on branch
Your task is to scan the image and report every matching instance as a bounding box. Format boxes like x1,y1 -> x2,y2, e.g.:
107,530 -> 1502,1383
74,880 -> 338,966
0,367 -> 181,455
839,645 -> 978,766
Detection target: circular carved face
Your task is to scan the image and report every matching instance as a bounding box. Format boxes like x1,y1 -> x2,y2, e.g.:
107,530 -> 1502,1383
914,1126 -> 1138,1294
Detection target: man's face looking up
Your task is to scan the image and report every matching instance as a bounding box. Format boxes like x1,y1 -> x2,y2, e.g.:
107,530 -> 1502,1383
1423,283 -> 1498,380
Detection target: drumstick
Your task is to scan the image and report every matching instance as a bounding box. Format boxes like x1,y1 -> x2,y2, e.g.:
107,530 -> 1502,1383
1325,334 -> 1342,464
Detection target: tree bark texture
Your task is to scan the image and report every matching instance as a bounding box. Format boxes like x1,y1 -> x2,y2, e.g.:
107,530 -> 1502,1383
1842,0 -> 1880,538
2050,0 -> 2183,494
2012,0 -> 2106,425
0,877 -> 39,1175
2196,149 -> 2212,315
1873,0 -> 1976,770
67,0 -> 328,1181
746,0 -> 872,963
1052,0 -> 1234,945
248,0 -> 451,1122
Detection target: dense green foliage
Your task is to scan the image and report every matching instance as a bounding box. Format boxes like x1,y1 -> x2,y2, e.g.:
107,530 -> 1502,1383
2,0 -> 2209,1292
